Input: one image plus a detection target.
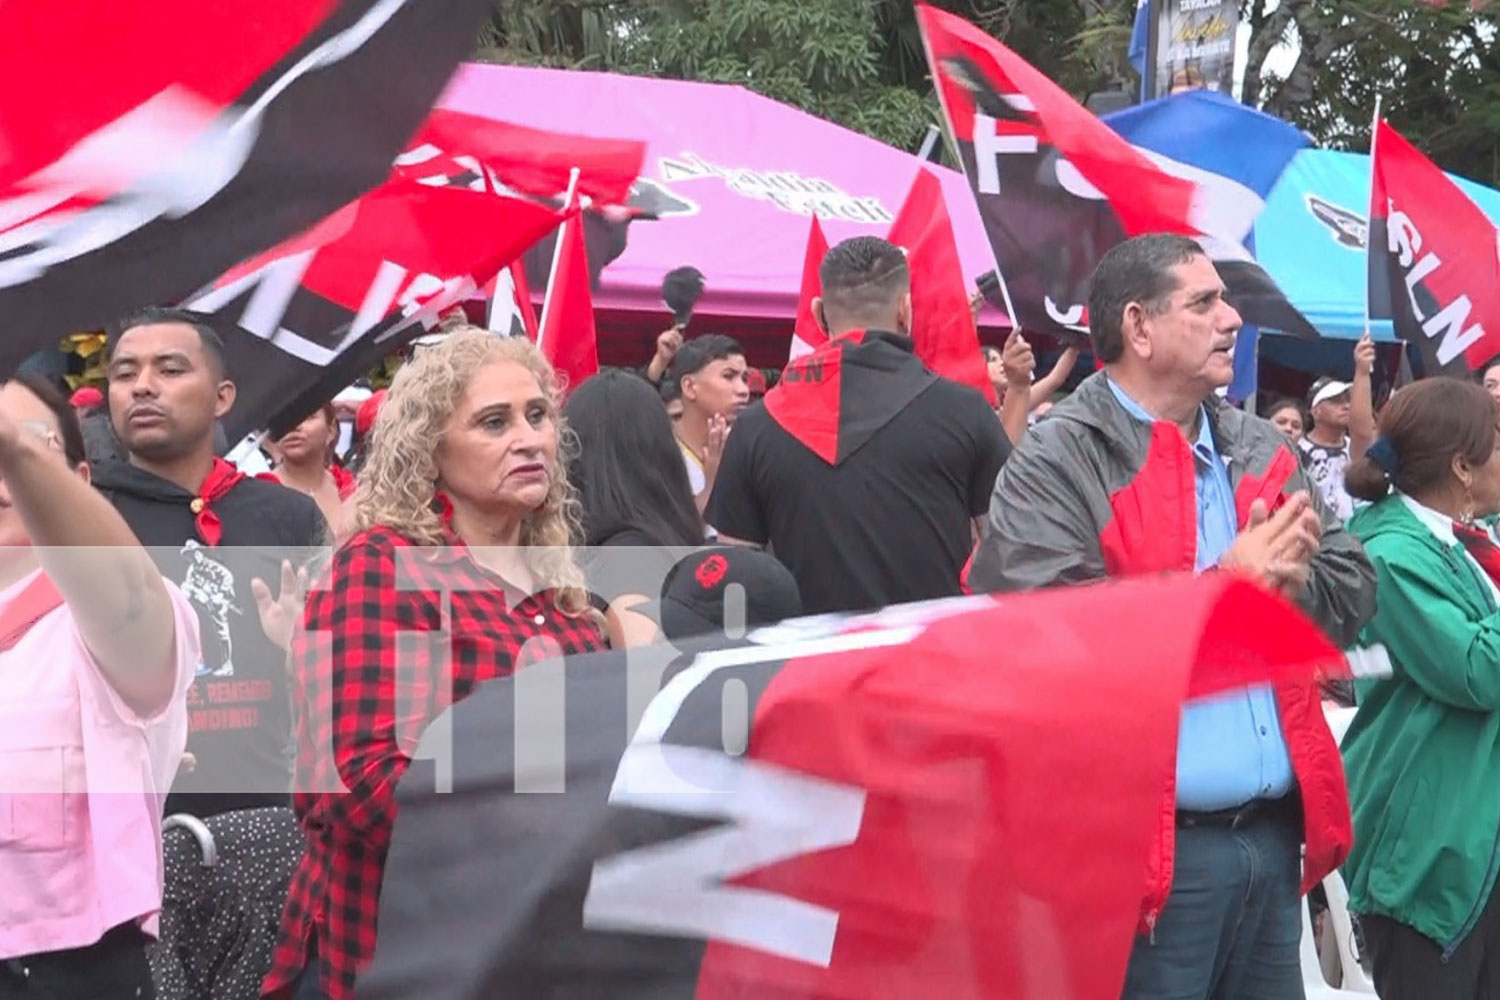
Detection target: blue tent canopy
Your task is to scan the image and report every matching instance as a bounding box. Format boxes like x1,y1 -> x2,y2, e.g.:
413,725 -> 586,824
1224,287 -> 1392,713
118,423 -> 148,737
1254,149 -> 1500,342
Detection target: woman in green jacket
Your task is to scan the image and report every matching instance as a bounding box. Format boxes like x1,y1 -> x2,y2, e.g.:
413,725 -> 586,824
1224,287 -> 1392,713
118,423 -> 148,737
1341,377 -> 1500,998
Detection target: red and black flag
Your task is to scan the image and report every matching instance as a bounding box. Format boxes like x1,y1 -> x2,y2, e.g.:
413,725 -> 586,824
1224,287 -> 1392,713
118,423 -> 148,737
190,178 -> 564,442
788,215 -> 830,362
0,0 -> 496,374
363,573 -> 1348,1000
486,260 -> 539,340
887,168 -> 998,407
1368,117 -> 1500,376
764,331 -> 938,466
187,111 -> 644,441
537,204 -> 602,391
915,4 -> 1315,342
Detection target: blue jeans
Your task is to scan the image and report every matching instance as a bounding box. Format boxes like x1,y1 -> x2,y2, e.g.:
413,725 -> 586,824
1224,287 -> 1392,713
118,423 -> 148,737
1120,811 -> 1304,1000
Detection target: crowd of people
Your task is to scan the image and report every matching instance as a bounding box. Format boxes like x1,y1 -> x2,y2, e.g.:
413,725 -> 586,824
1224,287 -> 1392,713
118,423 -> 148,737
2,228 -> 1499,1000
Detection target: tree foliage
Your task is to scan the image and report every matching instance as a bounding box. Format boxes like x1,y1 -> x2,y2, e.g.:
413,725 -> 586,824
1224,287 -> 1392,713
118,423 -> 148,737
1246,0 -> 1499,185
473,0 -> 1142,154
475,0 -> 1500,186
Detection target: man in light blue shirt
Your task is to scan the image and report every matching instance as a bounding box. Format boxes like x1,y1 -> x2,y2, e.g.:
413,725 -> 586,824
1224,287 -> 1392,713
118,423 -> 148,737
1106,378 -> 1296,813
970,234 -> 1377,1000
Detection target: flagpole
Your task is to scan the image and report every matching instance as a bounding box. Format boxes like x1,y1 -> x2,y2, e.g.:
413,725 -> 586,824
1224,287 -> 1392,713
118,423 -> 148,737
916,15 -> 1025,341
536,167 -> 581,353
1363,94 -> 1382,342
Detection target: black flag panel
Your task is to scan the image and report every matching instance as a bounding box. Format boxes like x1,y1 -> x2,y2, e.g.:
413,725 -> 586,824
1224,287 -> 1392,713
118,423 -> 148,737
0,0 -> 494,374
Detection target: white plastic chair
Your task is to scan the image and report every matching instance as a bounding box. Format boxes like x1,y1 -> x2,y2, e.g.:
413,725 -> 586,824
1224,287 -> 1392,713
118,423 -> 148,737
1302,894 -> 1376,997
1302,871 -> 1380,996
1322,870 -> 1377,993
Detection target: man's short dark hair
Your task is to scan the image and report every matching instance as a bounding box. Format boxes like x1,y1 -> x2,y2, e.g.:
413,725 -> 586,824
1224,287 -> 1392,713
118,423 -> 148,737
107,306 -> 229,381
818,237 -> 910,325
669,334 -> 744,385
1086,234 -> 1206,364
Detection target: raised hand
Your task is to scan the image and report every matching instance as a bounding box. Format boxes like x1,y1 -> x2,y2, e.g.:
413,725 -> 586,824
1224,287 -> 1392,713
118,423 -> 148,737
1001,328 -> 1035,388
1354,331 -> 1375,378
703,413 -> 730,483
252,559 -> 309,656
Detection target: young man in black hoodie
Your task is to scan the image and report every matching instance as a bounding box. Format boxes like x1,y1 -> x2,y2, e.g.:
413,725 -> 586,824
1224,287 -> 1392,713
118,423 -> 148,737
706,237 -> 1009,615
94,307 -> 327,820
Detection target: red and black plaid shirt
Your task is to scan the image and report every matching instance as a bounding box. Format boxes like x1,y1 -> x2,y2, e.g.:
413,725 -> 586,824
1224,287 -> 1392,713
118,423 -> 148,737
262,525 -> 604,1000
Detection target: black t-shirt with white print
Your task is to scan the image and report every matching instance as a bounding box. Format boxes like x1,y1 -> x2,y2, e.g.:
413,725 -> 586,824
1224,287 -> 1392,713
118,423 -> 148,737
93,461 -> 327,818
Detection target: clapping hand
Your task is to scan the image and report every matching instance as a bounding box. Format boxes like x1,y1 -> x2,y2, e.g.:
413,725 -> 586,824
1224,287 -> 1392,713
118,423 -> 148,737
1219,494 -> 1323,598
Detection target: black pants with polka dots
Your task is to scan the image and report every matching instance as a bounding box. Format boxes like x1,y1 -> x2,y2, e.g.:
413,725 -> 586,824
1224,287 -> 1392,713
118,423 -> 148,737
0,924 -> 154,1000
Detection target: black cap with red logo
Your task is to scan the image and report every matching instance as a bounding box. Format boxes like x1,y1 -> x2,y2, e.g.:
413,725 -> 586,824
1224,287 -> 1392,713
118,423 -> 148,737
659,547 -> 802,642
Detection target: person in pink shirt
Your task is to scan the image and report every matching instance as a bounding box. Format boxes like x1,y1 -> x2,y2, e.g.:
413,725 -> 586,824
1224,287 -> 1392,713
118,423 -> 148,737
0,373 -> 199,999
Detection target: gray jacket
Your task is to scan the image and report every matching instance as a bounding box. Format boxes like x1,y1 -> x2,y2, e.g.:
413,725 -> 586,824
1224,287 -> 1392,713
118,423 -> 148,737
969,373 -> 1376,647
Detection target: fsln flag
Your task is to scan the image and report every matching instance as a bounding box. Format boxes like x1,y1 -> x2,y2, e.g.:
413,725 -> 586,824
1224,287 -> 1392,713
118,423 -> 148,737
788,215 -> 830,363
365,573 -> 1349,1000
1368,117 -> 1500,375
486,260 -> 538,340
187,112 -> 642,439
916,5 -> 1317,343
886,168 -> 998,406
193,179 -> 564,441
398,111 -> 644,206
537,205 -> 601,391
0,0 -> 495,374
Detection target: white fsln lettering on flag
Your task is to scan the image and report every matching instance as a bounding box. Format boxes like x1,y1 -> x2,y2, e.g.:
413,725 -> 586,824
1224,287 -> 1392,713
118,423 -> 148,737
583,744 -> 866,966
579,635 -> 949,965
971,114 -> 1038,197
1386,207 -> 1487,365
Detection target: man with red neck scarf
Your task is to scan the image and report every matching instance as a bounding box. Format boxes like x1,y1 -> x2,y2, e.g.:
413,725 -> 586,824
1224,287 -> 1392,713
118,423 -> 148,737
91,307 -> 327,821
707,237 -> 1009,615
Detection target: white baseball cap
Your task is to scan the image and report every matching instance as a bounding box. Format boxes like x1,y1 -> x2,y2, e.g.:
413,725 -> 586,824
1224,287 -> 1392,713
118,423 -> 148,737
1309,378 -> 1352,408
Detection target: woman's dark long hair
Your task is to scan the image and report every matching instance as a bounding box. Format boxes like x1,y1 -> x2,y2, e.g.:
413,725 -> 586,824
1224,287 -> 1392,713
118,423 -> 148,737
564,370 -> 704,547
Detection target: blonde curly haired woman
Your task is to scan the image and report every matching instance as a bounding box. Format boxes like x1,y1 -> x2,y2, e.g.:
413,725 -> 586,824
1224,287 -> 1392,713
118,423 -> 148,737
263,329 -> 605,1000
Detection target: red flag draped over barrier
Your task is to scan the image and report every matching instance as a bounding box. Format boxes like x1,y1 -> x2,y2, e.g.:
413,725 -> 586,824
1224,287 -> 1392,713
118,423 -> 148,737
1367,117 -> 1500,375
366,572 -> 1349,1000
887,169 -> 998,406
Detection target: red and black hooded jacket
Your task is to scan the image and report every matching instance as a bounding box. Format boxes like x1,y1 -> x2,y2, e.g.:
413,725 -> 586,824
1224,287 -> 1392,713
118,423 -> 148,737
966,372 -> 1376,931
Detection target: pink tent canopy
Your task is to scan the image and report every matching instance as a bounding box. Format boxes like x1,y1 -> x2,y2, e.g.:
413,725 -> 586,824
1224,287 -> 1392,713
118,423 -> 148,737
438,65 -> 1010,331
